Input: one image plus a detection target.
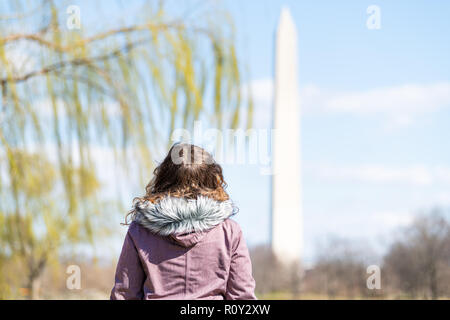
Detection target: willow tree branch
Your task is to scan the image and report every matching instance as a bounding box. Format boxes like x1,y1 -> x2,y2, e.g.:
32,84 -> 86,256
53,72 -> 113,97
1,33 -> 65,52
0,38 -> 149,85
1,22 -> 211,52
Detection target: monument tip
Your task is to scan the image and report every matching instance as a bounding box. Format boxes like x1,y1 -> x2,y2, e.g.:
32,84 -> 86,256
278,6 -> 296,31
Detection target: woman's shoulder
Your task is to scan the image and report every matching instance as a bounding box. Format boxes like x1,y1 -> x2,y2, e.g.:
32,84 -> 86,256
218,218 -> 244,240
221,217 -> 241,229
126,220 -> 156,239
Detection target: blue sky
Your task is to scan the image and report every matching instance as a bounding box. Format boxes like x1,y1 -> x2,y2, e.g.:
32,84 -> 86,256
217,0 -> 450,262
5,0 -> 449,263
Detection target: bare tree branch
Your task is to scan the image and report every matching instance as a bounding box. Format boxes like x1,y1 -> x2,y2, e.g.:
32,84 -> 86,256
0,38 -> 149,85
1,21 -> 212,52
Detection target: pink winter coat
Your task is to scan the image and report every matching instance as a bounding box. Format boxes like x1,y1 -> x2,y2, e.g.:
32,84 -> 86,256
110,196 -> 256,300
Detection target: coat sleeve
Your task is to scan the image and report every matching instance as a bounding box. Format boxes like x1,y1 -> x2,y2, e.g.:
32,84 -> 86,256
225,225 -> 257,300
110,228 -> 146,300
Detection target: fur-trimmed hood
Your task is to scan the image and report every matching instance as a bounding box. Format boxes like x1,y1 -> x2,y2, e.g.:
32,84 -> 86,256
132,196 -> 236,246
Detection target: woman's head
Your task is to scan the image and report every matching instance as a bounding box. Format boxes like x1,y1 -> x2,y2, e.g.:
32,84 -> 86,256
141,143 -> 229,203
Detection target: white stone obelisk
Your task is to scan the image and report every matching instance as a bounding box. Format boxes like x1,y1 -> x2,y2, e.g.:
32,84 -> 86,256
271,7 -> 303,264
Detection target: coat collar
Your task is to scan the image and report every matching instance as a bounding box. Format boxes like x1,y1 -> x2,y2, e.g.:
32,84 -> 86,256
132,196 -> 236,238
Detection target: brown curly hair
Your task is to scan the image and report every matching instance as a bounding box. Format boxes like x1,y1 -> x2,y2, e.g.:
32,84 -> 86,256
124,143 -> 229,224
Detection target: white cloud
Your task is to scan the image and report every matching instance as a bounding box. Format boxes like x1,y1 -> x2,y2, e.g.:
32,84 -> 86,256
248,77 -> 450,128
241,78 -> 274,128
433,192 -> 450,205
326,83 -> 450,113
310,164 -> 450,186
370,210 -> 414,228
248,78 -> 274,106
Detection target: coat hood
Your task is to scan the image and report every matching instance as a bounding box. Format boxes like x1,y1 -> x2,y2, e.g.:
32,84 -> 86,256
132,196 -> 236,247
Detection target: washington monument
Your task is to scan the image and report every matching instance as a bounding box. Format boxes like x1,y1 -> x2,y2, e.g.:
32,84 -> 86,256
271,7 -> 303,264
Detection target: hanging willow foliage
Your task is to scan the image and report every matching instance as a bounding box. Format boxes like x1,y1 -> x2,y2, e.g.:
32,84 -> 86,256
0,0 -> 251,298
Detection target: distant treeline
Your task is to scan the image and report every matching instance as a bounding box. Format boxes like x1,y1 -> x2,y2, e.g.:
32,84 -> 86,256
251,209 -> 450,300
